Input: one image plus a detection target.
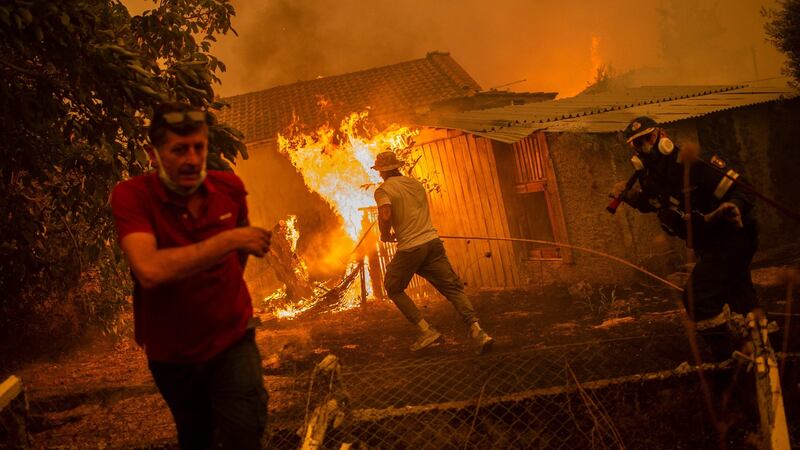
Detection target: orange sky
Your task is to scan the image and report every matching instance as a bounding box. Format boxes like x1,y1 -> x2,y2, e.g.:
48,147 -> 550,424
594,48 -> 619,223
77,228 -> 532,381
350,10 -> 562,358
124,0 -> 786,98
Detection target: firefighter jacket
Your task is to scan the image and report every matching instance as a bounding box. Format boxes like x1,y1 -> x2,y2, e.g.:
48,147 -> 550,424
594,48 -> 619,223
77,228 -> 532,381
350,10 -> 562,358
623,142 -> 756,251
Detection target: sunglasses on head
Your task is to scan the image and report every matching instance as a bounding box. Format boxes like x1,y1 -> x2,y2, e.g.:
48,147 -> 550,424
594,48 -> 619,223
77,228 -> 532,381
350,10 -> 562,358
161,110 -> 207,125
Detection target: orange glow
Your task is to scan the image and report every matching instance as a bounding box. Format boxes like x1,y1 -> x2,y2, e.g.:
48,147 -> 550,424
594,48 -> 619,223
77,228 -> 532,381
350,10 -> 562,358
284,215 -> 300,253
274,296 -> 317,319
268,260 -> 370,320
266,111 -> 418,319
277,111 -> 419,241
590,35 -> 602,81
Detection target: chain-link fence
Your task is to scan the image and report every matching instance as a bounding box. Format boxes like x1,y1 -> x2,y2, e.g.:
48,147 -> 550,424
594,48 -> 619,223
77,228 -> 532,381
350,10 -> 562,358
5,327 -> 799,448
264,334 -> 799,449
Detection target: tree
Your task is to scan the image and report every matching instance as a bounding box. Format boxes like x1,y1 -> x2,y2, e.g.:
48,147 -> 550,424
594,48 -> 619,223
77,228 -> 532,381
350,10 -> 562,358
0,0 -> 246,360
764,0 -> 800,85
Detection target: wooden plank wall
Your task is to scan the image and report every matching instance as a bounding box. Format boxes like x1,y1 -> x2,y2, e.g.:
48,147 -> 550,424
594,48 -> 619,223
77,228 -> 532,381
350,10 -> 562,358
410,134 -> 521,289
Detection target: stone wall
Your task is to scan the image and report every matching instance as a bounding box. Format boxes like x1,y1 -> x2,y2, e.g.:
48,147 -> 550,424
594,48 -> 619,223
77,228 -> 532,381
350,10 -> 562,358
694,99 -> 800,251
537,132 -> 685,286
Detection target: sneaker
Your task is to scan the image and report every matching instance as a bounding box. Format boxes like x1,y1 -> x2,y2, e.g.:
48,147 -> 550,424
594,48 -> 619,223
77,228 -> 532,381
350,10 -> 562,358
470,323 -> 494,355
410,327 -> 443,352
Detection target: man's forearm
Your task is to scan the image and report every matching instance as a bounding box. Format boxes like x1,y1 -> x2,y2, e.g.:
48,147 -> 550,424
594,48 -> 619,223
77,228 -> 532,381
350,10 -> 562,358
126,230 -> 240,288
378,218 -> 393,240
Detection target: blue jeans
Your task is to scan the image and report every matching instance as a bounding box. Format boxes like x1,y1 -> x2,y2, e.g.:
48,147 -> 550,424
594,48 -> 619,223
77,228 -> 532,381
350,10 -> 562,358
148,328 -> 268,450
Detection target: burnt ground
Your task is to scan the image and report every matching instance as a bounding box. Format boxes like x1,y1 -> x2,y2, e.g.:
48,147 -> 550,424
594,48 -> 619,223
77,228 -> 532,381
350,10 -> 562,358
11,256 -> 800,449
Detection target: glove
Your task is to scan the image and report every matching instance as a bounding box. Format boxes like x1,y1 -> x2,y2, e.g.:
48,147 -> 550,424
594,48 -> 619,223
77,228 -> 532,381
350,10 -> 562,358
609,180 -> 628,199
705,202 -> 743,228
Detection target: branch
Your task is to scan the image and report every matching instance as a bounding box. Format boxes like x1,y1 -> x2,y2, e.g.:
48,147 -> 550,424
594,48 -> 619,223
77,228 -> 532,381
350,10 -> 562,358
61,215 -> 85,273
0,58 -> 70,91
0,58 -> 41,79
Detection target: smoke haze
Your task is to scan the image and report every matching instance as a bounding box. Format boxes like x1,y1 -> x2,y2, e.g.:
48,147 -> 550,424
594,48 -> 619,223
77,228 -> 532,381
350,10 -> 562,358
208,0 -> 786,97
123,0 -> 785,97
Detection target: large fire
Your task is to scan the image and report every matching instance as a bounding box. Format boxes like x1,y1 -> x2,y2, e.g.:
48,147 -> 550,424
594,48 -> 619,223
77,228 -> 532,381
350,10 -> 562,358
261,111 -> 419,320
277,111 -> 418,241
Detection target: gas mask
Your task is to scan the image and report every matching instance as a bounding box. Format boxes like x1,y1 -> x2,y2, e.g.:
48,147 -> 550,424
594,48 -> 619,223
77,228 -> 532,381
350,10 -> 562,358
657,136 -> 674,155
637,134 -> 674,156
151,149 -> 207,196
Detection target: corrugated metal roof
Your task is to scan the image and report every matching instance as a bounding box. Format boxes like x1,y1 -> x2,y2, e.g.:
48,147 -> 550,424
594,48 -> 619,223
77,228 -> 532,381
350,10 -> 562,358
545,78 -> 798,133
416,78 -> 798,143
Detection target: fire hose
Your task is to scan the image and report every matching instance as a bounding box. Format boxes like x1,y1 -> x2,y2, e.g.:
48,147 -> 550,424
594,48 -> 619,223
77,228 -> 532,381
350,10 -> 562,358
438,235 -> 684,292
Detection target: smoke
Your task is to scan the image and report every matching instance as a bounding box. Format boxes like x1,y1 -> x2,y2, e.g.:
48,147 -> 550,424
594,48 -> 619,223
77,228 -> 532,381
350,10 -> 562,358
204,0 -> 785,98
120,0 -> 785,96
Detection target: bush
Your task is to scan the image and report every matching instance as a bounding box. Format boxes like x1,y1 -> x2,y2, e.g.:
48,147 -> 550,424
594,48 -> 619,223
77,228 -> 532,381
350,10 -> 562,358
0,0 -> 246,362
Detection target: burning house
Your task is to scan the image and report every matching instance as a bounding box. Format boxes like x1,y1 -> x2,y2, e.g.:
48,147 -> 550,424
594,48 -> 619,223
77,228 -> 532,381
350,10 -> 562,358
219,50 -> 799,315
216,52 -> 556,312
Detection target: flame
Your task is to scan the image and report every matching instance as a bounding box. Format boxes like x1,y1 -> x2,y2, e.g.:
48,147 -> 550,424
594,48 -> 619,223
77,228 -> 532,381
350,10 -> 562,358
284,215 -> 300,253
274,296 -> 317,319
278,111 -> 419,241
281,215 -> 310,282
263,287 -> 287,304
264,110 -> 418,320
261,217 -> 374,320
590,35 -> 603,80
316,95 -> 332,109
363,256 -> 373,297
266,260 -> 370,320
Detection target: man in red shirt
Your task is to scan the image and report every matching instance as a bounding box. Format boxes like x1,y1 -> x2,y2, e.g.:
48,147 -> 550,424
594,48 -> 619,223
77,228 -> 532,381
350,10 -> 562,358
111,102 -> 271,449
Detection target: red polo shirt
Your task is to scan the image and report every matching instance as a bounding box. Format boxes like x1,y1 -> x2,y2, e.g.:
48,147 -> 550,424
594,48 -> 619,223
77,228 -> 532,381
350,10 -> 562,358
111,171 -> 253,363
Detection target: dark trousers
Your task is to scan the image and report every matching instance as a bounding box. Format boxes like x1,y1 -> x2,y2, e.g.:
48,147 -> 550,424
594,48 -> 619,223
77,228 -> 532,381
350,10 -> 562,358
384,238 -> 478,326
149,328 -> 268,450
684,226 -> 759,360
683,227 -> 759,321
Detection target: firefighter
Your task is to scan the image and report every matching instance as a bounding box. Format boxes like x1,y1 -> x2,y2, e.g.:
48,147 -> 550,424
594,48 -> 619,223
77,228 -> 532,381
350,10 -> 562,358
612,116 -> 764,361
372,151 -> 494,355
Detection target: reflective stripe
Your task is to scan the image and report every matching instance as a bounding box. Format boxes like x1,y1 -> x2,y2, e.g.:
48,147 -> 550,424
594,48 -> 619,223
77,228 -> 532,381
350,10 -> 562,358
626,127 -> 655,144
713,169 -> 739,199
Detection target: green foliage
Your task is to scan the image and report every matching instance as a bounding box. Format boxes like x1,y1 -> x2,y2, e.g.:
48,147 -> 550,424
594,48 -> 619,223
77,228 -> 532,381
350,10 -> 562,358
764,0 -> 800,86
0,0 -> 245,358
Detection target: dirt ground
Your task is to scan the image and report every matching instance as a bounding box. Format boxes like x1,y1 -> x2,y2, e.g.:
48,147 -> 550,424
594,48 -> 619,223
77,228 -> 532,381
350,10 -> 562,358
11,256 -> 800,448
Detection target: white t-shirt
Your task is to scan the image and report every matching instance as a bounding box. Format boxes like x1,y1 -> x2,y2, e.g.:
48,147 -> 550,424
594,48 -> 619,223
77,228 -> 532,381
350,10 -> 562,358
374,176 -> 439,250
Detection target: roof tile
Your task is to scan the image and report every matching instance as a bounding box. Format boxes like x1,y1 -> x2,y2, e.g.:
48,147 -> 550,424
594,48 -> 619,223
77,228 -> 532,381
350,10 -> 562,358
218,52 -> 481,143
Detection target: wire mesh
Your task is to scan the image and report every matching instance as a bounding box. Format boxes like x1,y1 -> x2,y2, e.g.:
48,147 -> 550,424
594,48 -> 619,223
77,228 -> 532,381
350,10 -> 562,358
265,336 -> 800,450
10,332 -> 800,449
